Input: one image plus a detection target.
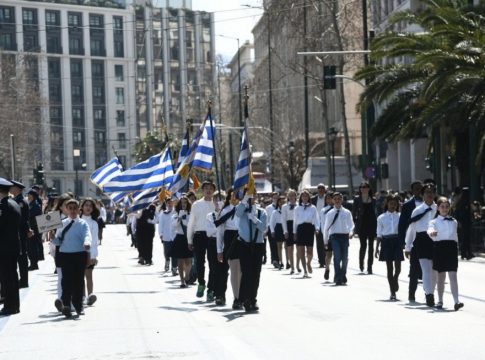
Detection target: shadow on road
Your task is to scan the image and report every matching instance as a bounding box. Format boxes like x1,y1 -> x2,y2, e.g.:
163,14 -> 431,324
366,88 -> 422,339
159,306 -> 198,313
97,291 -> 160,294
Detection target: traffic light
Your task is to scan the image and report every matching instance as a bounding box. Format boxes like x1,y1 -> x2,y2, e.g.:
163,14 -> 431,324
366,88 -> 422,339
380,163 -> 389,179
35,162 -> 45,185
425,156 -> 433,171
323,65 -> 336,90
446,155 -> 453,169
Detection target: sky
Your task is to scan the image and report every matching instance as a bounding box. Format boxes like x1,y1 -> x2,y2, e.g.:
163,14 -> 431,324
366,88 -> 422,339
191,0 -> 263,61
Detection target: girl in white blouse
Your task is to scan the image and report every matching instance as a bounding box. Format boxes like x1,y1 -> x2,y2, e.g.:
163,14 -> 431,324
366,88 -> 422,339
171,197 -> 193,288
293,190 -> 320,278
428,197 -> 463,311
270,196 -> 286,270
375,194 -> 403,300
282,189 -> 298,274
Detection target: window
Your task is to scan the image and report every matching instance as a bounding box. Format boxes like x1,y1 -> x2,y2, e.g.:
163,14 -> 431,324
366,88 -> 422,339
116,88 -> 124,104
68,13 -> 81,27
90,39 -> 104,56
69,37 -> 81,54
114,40 -> 124,57
49,84 -> 61,101
46,35 -> 61,54
93,86 -> 104,99
45,11 -> 58,26
95,131 -> 105,144
72,108 -> 83,124
116,110 -> 125,126
71,85 -> 81,97
73,131 -> 83,144
48,59 -> 60,77
118,133 -> 126,149
23,35 -> 38,51
114,65 -> 123,81
89,14 -> 103,28
0,34 -> 13,49
113,16 -> 123,30
92,61 -> 104,78
94,108 -> 104,121
22,9 -> 35,25
70,61 -> 82,77
0,7 -> 13,23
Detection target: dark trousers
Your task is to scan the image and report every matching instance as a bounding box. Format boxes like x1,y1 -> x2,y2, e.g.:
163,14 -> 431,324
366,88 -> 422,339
267,228 -> 278,263
0,255 -> 20,312
60,252 -> 87,312
162,241 -> 177,269
37,236 -> 44,261
408,246 -> 421,298
17,238 -> 29,287
386,261 -> 401,294
215,259 -> 230,299
330,234 -> 349,283
27,235 -> 40,266
239,242 -> 264,305
138,234 -> 153,263
358,233 -> 375,271
315,232 -> 325,265
194,232 -> 218,290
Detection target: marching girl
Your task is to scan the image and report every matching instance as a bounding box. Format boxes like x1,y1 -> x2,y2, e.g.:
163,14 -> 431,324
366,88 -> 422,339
375,194 -> 403,300
171,196 -> 193,288
270,196 -> 286,270
282,189 -> 298,274
319,191 -> 334,280
80,198 -> 99,306
215,189 -> 242,309
427,197 -> 464,311
293,190 -> 320,278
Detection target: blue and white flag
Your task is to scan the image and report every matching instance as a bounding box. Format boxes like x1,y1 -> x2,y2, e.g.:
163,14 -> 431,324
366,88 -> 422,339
169,124 -> 204,194
177,128 -> 190,170
192,115 -> 214,171
103,147 -> 174,193
130,188 -> 159,212
90,157 -> 123,187
233,128 -> 250,191
110,191 -> 126,204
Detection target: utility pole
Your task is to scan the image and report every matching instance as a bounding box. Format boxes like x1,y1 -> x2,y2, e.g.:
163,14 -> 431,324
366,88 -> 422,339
267,8 -> 275,191
303,0 -> 310,168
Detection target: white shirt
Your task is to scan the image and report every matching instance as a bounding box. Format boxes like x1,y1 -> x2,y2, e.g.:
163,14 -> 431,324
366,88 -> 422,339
216,205 -> 238,254
319,205 -> 333,232
187,199 -> 215,244
376,211 -> 400,238
171,210 -> 189,236
427,215 -> 458,242
293,203 -> 320,234
405,202 -> 437,252
265,203 -> 277,228
281,202 -> 296,233
158,209 -> 175,242
270,208 -> 283,233
206,211 -> 218,238
323,206 -> 354,244
315,196 -> 326,213
81,215 -> 99,259
99,207 -> 107,222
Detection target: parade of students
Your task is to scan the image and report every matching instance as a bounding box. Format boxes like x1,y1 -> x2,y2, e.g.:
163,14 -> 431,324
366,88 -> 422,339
293,189 -> 319,278
80,198 -> 99,307
282,189 -> 298,274
158,198 -> 177,275
171,196 -> 193,288
323,192 -> 354,285
319,191 -> 334,280
270,195 -> 286,270
405,183 -> 438,306
375,194 -> 403,300
428,197 -> 463,311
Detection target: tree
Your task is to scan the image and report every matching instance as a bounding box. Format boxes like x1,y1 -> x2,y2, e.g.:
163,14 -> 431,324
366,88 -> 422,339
355,0 -> 485,189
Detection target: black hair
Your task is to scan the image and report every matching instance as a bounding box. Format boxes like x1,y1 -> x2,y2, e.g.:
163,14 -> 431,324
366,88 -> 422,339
80,197 -> 100,220
421,183 -> 436,195
357,181 -> 374,198
222,188 -> 235,210
384,193 -> 401,212
175,196 -> 191,214
298,190 -> 311,205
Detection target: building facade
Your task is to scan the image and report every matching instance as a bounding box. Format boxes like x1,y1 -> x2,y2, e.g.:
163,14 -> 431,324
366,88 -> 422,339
0,0 -> 136,196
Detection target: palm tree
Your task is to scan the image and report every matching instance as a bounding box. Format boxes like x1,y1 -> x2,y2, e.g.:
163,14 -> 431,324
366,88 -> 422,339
355,0 -> 485,189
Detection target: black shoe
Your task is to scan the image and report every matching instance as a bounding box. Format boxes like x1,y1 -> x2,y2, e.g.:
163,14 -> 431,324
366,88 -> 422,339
286,263 -> 291,269
0,308 -> 19,316
54,299 -> 63,312
454,302 -> 464,311
138,259 -> 145,265
75,307 -> 84,316
243,301 -> 252,312
425,294 -> 435,307
62,306 -> 72,318
251,301 -> 259,312
367,268 -> 373,275
408,295 -> 416,302
324,270 -> 330,280
342,275 -> 347,284
390,293 -> 397,301
319,264 -> 325,268
215,297 -> 226,306
297,267 -> 301,273
232,299 -> 242,310
272,261 -> 279,269
262,256 -> 267,264
335,281 -> 343,286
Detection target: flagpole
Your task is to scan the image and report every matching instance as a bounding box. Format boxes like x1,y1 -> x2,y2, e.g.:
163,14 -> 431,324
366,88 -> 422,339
111,145 -> 125,171
208,101 -> 222,194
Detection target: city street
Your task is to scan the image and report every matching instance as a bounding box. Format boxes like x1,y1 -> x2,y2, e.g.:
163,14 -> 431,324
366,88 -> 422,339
1,224 -> 484,360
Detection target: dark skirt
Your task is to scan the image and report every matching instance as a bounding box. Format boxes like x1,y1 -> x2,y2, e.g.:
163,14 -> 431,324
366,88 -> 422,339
414,232 -> 433,260
172,234 -> 193,259
223,230 -> 240,260
285,221 -> 295,247
379,235 -> 404,262
296,223 -> 315,247
273,223 -> 284,242
433,240 -> 458,272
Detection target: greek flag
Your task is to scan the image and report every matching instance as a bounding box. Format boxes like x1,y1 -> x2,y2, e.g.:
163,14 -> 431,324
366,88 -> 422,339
192,115 -> 214,171
90,157 -> 123,187
177,128 -> 190,170
169,124 -> 204,194
233,128 -> 250,190
130,188 -> 159,212
110,191 -> 126,204
103,147 -> 174,193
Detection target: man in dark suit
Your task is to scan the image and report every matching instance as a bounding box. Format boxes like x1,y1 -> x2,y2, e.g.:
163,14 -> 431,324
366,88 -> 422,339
398,181 -> 423,302
0,178 -> 21,316
27,189 -> 42,270
9,180 -> 30,288
311,183 -> 326,267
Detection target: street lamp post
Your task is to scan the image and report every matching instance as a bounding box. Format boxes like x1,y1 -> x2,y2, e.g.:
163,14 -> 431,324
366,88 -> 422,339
74,149 -> 80,197
329,127 -> 338,189
289,141 -> 295,189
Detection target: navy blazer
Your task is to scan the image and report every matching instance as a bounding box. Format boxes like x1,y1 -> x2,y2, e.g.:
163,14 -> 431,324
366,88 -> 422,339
397,197 -> 419,246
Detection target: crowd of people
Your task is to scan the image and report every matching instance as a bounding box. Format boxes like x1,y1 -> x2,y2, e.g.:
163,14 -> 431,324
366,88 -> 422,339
1,175 -> 483,318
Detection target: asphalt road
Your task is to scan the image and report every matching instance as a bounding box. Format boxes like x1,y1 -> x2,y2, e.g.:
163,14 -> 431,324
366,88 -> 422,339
1,224 -> 484,360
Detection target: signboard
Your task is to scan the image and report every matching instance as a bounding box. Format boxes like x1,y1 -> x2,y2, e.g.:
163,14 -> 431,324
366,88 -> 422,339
35,211 -> 63,233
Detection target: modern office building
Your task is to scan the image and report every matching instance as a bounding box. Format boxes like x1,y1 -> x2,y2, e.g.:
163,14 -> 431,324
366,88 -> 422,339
0,0 -> 136,196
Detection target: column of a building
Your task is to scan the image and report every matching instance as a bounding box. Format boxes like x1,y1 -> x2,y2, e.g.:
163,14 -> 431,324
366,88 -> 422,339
178,9 -> 187,124
161,8 -> 171,132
